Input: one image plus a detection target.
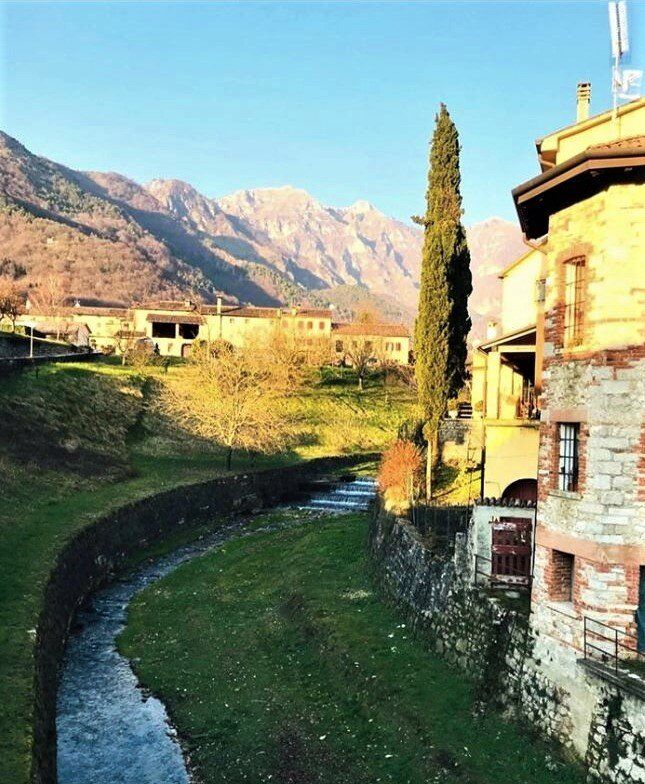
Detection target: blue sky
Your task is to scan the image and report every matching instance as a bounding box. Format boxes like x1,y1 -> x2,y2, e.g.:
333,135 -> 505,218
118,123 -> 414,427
1,1 -> 643,224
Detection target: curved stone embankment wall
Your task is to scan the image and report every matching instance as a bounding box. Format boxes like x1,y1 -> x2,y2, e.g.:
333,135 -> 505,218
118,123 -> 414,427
32,455 -> 370,784
368,509 -> 645,784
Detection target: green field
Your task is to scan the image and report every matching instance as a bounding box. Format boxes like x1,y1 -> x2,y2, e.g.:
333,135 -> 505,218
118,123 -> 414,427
120,513 -> 585,784
0,359 -> 416,783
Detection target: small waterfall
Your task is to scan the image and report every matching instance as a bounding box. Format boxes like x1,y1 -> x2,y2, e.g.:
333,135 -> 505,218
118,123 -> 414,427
297,476 -> 377,512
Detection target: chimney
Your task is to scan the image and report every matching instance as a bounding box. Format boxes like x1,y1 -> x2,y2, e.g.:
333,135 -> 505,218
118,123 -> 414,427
576,82 -> 591,123
216,296 -> 222,315
486,320 -> 499,341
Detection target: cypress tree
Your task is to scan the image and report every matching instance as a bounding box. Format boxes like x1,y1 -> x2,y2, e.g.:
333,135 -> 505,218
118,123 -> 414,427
414,105 -> 472,490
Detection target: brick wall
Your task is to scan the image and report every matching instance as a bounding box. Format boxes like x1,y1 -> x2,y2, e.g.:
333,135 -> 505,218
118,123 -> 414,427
547,548 -> 574,601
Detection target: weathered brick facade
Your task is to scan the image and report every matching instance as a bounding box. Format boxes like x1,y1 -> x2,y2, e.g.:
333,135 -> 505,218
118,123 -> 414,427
531,182 -> 645,655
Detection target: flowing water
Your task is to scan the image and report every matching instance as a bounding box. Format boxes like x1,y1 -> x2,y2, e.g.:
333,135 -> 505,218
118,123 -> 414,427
56,476 -> 375,784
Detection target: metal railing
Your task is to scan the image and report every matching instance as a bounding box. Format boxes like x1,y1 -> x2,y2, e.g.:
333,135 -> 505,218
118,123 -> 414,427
473,553 -> 533,590
583,615 -> 645,674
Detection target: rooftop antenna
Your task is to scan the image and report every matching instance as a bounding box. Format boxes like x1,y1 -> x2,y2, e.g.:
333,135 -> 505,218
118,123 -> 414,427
609,1 -> 629,115
608,1 -> 642,117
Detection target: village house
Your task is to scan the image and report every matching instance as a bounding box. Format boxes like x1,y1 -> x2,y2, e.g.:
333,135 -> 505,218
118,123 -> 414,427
471,88 -> 644,693
470,247 -> 543,504
513,91 -> 645,666
18,297 -> 411,365
332,321 -> 410,366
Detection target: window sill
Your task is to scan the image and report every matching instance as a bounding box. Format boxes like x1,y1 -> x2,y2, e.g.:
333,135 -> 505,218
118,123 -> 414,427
548,489 -> 582,501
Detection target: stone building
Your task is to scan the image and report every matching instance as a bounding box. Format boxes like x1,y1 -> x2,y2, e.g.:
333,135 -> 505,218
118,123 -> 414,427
512,91 -> 645,660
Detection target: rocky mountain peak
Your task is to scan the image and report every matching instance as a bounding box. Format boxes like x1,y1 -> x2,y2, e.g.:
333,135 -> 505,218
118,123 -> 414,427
0,131 -> 527,339
345,199 -> 378,215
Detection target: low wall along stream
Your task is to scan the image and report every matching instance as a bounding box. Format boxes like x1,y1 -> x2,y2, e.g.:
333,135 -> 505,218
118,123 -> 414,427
33,455 -> 373,784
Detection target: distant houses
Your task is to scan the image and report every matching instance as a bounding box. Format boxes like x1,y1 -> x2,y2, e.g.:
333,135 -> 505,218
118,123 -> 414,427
17,299 -> 411,365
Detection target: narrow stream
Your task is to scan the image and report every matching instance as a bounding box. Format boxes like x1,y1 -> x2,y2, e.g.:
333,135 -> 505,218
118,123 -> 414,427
56,476 -> 375,784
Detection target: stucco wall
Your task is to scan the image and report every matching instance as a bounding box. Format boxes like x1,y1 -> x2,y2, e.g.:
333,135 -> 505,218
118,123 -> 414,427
483,422 -> 539,498
500,250 -> 540,334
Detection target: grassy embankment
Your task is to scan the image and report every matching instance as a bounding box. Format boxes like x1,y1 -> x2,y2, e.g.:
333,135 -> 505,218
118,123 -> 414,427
120,513 -> 585,784
0,359 -> 415,783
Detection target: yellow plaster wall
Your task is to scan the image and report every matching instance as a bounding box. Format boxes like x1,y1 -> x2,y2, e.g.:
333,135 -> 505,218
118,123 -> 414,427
333,334 -> 410,365
498,362 -> 526,419
470,350 -> 487,418
539,98 -> 645,165
544,183 -> 645,352
482,423 -> 540,498
500,251 -> 541,334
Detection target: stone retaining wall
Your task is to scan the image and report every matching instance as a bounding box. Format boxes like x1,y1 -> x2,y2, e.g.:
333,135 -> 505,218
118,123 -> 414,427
32,455 -> 370,784
369,509 -> 645,783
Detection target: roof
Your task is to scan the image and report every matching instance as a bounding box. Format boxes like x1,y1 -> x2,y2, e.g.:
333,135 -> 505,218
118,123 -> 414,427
332,322 -> 409,338
31,321 -> 91,335
65,297 -> 128,309
513,136 -> 645,239
222,307 -> 333,320
536,97 -> 645,168
146,313 -> 203,325
477,325 -> 537,352
27,307 -> 130,318
498,248 -> 539,279
224,307 -> 281,319
588,134 -> 645,152
140,300 -> 199,312
199,305 -> 238,316
293,308 -> 333,318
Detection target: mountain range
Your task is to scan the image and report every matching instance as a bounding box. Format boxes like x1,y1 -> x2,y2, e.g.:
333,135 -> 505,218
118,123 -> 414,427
0,131 -> 526,335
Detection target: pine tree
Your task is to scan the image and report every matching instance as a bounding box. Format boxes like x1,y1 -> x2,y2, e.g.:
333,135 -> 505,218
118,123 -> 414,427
414,104 -> 472,494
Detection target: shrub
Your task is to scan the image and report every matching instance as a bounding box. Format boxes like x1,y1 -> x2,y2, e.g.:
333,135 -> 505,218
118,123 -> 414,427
378,439 -> 423,514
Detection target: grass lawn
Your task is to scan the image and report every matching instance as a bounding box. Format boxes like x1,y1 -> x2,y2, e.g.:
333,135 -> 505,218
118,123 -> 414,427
120,514 -> 585,784
0,359 -> 416,783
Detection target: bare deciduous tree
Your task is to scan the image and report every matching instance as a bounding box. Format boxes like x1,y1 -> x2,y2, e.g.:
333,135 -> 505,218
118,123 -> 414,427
32,275 -> 69,340
165,338 -> 303,470
0,279 -> 24,331
346,337 -> 376,391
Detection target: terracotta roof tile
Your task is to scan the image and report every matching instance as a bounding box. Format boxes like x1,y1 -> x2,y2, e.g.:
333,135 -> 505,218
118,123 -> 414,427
28,307 -> 130,318
224,307 -> 281,319
332,322 -> 409,338
140,300 -> 199,312
294,309 -> 333,318
588,135 -> 645,151
146,313 -> 203,325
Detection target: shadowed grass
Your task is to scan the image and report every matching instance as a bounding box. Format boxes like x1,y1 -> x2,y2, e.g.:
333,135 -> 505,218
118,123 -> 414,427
120,514 -> 585,784
0,360 -> 414,783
